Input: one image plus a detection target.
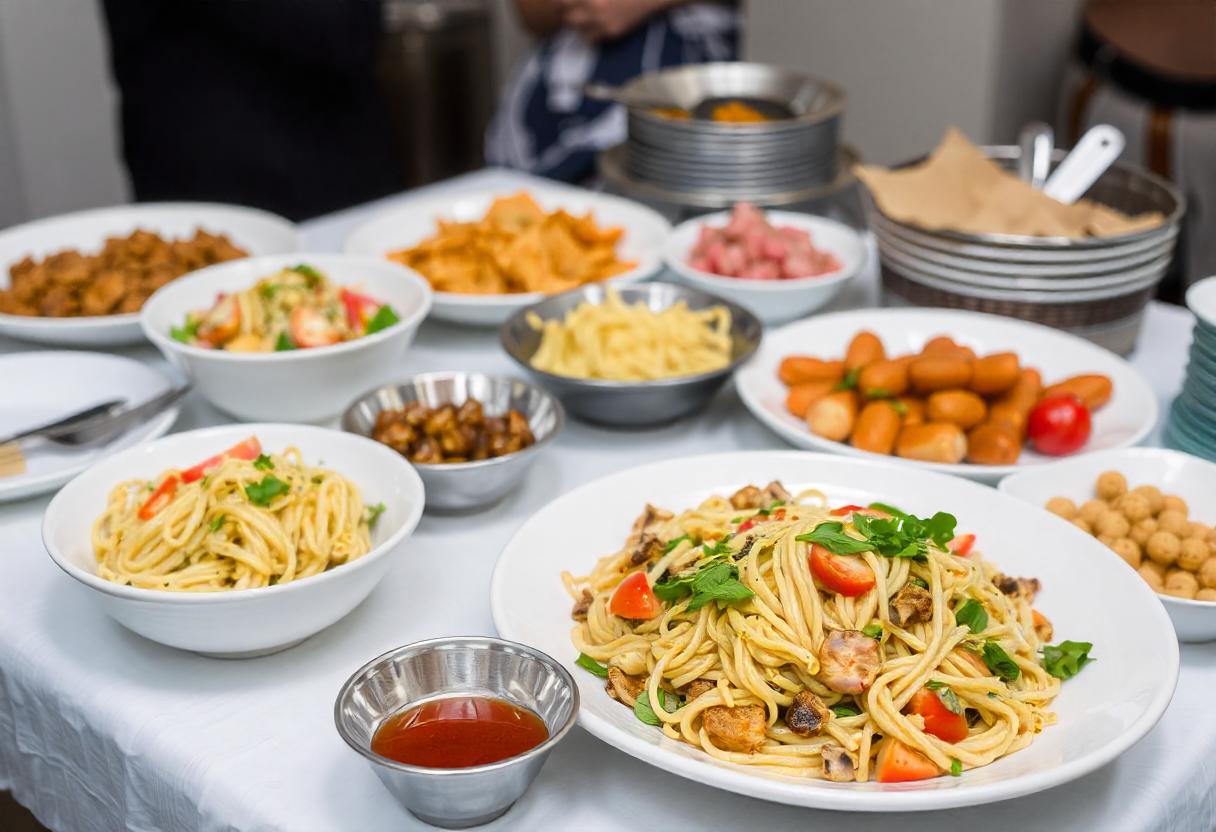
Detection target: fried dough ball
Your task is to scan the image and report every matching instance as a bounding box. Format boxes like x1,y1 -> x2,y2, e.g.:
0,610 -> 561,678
1095,471 -> 1127,501
1045,497 -> 1077,520
1164,569 -> 1199,598
1178,538 -> 1210,572
1146,531 -> 1181,567
1197,588 -> 1216,602
1199,557 -> 1216,589
1162,495 -> 1189,516
1141,560 -> 1166,581
1130,517 -> 1158,547
1071,517 -> 1093,535
1131,484 -> 1164,514
1097,533 -> 1116,548
1186,521 -> 1211,540
1078,500 -> 1106,525
1095,511 -> 1130,539
1117,492 -> 1151,523
1157,509 -> 1189,537
1138,564 -> 1165,591
1110,537 -> 1141,568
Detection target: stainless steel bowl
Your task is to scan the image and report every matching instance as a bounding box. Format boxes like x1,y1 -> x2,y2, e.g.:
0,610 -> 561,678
341,373 -> 563,512
334,637 -> 578,829
500,282 -> 762,427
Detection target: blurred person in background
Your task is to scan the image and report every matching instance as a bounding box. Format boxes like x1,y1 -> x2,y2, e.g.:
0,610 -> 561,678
100,0 -> 404,221
487,0 -> 740,183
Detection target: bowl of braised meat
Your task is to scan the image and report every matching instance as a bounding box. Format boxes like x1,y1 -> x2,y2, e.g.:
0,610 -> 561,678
341,372 -> 564,511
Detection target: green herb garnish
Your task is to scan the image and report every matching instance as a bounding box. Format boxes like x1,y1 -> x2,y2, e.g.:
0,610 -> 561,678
862,623 -> 883,639
653,561 -> 753,611
890,399 -> 909,415
954,599 -> 989,634
830,703 -> 859,718
170,317 -> 198,344
208,515 -> 225,532
866,387 -> 892,399
833,367 -> 860,391
935,686 -> 963,715
244,476 -> 289,507
663,534 -> 691,554
289,263 -> 324,286
274,332 -> 295,351
909,576 -> 929,589
701,536 -> 733,558
364,304 -> 401,335
575,653 -> 610,678
1041,641 -> 1094,680
950,758 -> 963,777
633,688 -> 676,726
253,454 -> 274,471
365,502 -> 386,529
795,521 -> 873,554
982,641 -> 1021,682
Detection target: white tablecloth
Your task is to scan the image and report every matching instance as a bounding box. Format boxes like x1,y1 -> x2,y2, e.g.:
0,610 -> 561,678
1,169 -> 1213,832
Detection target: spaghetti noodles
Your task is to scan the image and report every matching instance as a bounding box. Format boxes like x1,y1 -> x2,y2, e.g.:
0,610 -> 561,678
93,445 -> 377,592
564,483 -> 1083,782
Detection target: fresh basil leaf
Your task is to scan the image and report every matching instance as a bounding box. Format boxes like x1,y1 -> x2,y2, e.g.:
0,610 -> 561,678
982,641 -> 1021,682
653,571 -> 695,602
950,758 -> 962,777
575,653 -> 610,678
633,688 -> 675,726
244,475 -> 290,507
662,534 -> 690,554
274,332 -> 295,351
1041,641 -> 1094,680
833,367 -> 860,391
954,599 -> 988,634
861,623 -> 883,639
170,317 -> 198,344
687,561 -> 753,611
701,536 -> 733,558
830,703 -> 859,718
364,304 -> 401,335
936,686 -> 963,715
208,515 -> 225,532
253,453 -> 274,471
365,502 -> 386,529
795,521 -> 874,554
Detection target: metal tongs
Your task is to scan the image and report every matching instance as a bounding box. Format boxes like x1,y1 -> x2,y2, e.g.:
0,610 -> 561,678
0,385 -> 191,449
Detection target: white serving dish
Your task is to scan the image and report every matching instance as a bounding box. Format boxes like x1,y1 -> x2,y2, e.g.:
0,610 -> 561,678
141,253 -> 432,422
734,308 -> 1158,483
343,185 -> 669,326
42,423 -> 425,657
491,450 -> 1178,812
662,209 -> 865,324
0,202 -> 299,347
0,351 -> 180,502
999,447 -> 1216,642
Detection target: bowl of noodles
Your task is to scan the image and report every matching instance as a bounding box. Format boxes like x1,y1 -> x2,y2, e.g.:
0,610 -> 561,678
500,282 -> 762,427
42,423 -> 425,657
141,253 -> 432,422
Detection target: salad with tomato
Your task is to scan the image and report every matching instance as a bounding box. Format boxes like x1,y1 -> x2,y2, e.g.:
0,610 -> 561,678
171,264 -> 401,352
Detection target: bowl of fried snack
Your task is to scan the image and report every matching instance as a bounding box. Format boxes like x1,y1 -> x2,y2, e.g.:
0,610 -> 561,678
343,188 -> 669,326
0,202 -> 298,346
342,372 -> 564,511
1000,448 -> 1216,642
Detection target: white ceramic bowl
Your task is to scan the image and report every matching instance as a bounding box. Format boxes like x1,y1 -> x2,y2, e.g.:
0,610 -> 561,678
492,450 -> 1178,811
0,202 -> 299,347
663,209 -> 865,324
42,423 -> 425,657
141,253 -> 432,422
735,308 -> 1158,483
343,185 -> 669,326
999,447 -> 1216,642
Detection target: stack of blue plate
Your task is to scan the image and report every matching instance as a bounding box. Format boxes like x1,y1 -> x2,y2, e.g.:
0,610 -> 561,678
1165,277 -> 1216,459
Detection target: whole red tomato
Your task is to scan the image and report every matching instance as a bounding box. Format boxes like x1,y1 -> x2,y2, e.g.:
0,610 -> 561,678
1027,394 -> 1092,455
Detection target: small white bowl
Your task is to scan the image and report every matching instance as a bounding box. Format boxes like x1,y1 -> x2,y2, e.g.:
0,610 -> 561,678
999,447 -> 1216,642
141,253 -> 432,422
42,423 -> 425,657
343,185 -> 669,326
662,209 -> 865,325
0,202 -> 299,347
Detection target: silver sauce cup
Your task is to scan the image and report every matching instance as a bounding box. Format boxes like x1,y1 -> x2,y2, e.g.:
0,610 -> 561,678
334,637 -> 579,828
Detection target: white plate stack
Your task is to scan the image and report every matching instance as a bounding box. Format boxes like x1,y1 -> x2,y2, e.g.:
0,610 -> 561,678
864,147 -> 1184,355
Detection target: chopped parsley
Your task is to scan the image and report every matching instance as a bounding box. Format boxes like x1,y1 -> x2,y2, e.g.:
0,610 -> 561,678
288,263 -> 324,287
1041,641 -> 1094,680
244,475 -> 289,507
170,317 -> 198,343
833,367 -> 860,391
364,502 -> 386,529
364,304 -> 401,335
252,454 -> 274,471
575,653 -> 610,678
950,758 -> 963,777
208,515 -> 225,532
861,623 -> 883,639
274,332 -> 295,351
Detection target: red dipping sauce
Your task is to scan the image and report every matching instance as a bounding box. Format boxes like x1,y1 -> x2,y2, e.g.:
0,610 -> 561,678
371,696 -> 549,768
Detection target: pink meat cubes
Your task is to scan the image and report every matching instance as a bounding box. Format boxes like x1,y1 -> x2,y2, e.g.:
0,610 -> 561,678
687,203 -> 842,280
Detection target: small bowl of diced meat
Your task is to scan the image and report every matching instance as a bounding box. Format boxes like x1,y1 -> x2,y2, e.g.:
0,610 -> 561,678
663,203 -> 866,325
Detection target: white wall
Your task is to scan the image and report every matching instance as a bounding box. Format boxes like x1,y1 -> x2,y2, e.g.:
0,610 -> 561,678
0,0 -> 128,224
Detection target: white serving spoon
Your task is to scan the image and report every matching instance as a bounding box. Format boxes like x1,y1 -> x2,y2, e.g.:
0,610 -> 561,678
1042,124 -> 1125,205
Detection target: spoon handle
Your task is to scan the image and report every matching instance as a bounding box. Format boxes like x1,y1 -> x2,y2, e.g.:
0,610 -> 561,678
1042,124 -> 1125,205
0,400 -> 123,446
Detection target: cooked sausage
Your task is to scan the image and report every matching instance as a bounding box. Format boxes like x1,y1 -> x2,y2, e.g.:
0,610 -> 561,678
987,402 -> 1028,437
852,400 -> 901,455
895,422 -> 967,464
730,485 -> 764,510
685,679 -> 716,700
889,582 -> 933,627
571,589 -> 593,621
785,379 -> 836,419
970,352 -> 1020,396
785,690 -> 832,737
895,396 -> 926,426
845,331 -> 885,371
922,336 -> 976,361
926,389 -> 988,429
779,357 -> 845,386
703,705 -> 767,753
1043,373 -> 1113,411
988,368 -> 1043,436
817,630 -> 881,694
858,358 -> 910,398
966,422 -> 1022,465
807,391 -> 858,442
908,355 -> 973,393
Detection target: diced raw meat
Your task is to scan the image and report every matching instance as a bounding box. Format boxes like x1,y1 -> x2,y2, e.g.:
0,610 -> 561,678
687,203 -> 841,282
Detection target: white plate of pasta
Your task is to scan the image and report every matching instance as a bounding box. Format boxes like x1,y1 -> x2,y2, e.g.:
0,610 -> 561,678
42,423 -> 424,657
490,451 -> 1177,811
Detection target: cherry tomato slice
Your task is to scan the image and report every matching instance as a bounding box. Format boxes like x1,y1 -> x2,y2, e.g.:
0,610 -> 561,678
180,437 -> 262,483
876,738 -> 940,783
195,295 -> 241,347
1026,394 -> 1092,456
906,686 -> 969,743
289,307 -> 342,348
830,504 -> 866,516
339,288 -> 379,330
138,475 -> 179,520
809,544 -> 875,597
737,518 -> 758,533
948,533 -> 976,556
609,571 -> 661,620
